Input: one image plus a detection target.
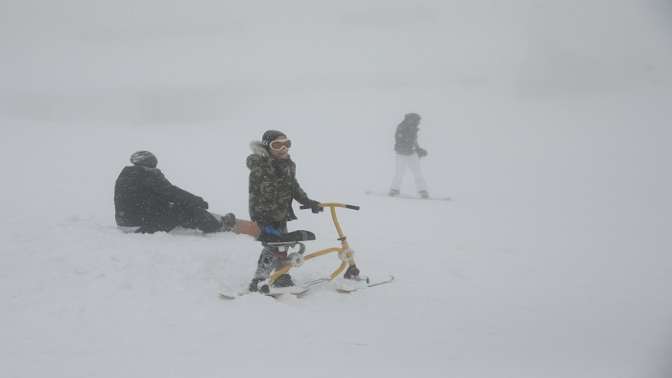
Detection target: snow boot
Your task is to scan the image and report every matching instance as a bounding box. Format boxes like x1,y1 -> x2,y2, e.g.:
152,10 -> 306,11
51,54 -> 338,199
273,274 -> 294,288
219,213 -> 236,232
419,190 -> 429,199
389,189 -> 400,197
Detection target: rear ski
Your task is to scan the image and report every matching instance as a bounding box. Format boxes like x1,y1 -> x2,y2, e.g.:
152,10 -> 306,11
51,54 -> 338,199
218,278 -> 330,300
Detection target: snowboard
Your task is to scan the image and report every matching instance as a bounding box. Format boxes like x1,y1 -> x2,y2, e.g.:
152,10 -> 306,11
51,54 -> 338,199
211,213 -> 260,238
365,190 -> 451,201
232,219 -> 261,238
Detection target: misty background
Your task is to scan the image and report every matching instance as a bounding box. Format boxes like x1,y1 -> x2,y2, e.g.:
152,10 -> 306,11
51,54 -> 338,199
2,0 -> 671,123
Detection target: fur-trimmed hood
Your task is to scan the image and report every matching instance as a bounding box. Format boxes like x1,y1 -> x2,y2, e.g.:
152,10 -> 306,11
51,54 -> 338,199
247,140 -> 294,170
247,141 -> 269,170
249,141 -> 269,157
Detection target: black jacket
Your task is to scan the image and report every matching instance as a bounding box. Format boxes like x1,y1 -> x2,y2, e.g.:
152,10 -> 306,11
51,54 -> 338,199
114,165 -> 206,226
394,120 -> 421,155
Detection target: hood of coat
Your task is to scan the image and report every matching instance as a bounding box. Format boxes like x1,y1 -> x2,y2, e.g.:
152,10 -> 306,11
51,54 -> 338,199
247,140 -> 297,174
247,141 -> 267,170
249,141 -> 269,157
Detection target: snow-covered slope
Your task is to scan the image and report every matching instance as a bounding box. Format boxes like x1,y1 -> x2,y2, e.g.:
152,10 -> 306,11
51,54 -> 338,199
1,1 -> 671,377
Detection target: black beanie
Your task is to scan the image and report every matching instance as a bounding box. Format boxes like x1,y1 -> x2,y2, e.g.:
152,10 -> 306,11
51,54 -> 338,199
261,130 -> 287,148
404,113 -> 421,122
130,151 -> 158,168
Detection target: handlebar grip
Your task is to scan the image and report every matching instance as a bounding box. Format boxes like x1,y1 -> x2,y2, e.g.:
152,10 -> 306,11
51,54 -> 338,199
345,205 -> 360,210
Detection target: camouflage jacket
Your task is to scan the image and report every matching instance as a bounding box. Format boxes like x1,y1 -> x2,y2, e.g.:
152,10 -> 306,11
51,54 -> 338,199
247,141 -> 311,226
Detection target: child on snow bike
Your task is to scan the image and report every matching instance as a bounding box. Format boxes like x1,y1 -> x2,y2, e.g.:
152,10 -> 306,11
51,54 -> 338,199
246,130 -> 324,291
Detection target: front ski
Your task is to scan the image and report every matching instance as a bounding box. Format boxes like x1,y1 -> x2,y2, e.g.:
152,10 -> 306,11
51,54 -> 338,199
336,275 -> 395,293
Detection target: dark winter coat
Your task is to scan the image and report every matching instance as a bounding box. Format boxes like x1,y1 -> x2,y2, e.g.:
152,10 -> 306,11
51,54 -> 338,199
394,119 -> 422,155
114,165 -> 207,227
247,142 -> 311,226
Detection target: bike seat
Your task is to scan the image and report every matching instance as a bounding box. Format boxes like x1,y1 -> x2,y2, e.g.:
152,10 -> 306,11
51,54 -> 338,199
257,230 -> 316,244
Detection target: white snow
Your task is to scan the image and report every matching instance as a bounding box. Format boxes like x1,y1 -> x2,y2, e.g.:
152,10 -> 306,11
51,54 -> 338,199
1,1 -> 671,377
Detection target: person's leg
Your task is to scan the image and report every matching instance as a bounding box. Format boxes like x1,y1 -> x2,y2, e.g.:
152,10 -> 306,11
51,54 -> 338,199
390,154 -> 409,195
136,223 -> 173,234
135,207 -> 180,233
249,223 -> 293,291
174,205 -> 228,233
252,245 -> 281,280
249,245 -> 294,289
407,154 -> 428,195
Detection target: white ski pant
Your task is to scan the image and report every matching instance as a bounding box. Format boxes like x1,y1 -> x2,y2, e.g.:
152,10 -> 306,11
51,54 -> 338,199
390,153 -> 428,192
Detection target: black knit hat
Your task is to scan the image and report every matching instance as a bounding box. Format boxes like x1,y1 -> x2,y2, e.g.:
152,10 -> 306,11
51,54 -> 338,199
130,150 -> 158,168
404,113 -> 421,122
261,130 -> 287,148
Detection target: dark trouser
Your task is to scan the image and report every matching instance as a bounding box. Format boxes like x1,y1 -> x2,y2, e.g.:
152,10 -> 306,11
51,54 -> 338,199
135,203 -> 221,234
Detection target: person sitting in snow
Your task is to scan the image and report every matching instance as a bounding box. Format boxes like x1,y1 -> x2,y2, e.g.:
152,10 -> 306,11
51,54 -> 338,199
114,150 -> 235,234
246,130 -> 355,291
389,112 -> 430,198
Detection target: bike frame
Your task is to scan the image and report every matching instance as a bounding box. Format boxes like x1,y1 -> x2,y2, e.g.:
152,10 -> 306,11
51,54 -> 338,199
268,202 -> 360,285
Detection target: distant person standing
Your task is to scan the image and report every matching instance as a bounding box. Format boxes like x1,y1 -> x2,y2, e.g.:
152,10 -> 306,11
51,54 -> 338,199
389,113 -> 429,198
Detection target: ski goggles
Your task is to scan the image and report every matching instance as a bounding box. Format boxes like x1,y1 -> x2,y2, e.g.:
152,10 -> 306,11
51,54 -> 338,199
269,138 -> 292,151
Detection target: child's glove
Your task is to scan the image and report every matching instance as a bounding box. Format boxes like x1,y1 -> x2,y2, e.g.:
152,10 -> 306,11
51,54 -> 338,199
307,199 -> 323,213
416,148 -> 428,158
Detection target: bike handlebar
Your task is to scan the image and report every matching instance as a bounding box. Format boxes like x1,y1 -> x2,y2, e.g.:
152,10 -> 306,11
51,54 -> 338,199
300,203 -> 360,211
